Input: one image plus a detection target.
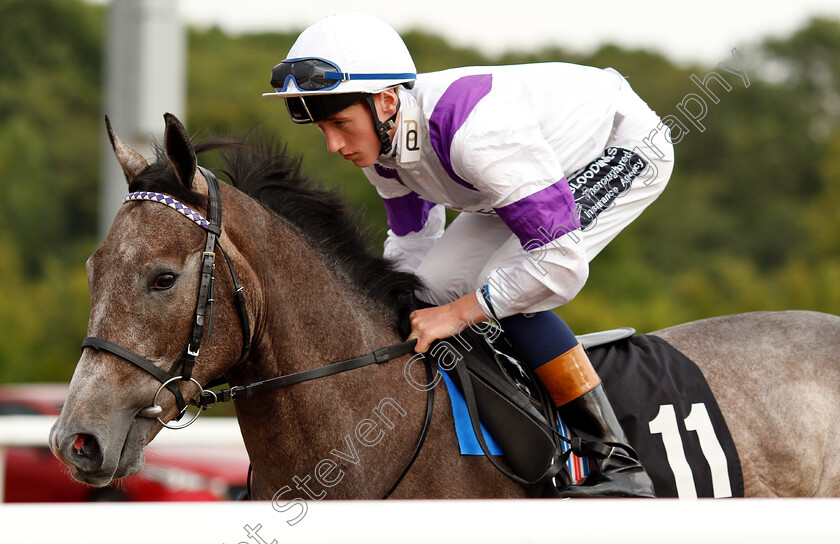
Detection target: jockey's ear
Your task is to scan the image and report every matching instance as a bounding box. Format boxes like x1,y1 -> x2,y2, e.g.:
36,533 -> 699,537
105,116 -> 149,184
378,88 -> 400,118
163,112 -> 197,190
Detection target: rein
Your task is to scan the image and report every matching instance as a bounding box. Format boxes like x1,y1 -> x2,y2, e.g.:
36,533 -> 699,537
197,340 -> 418,405
80,166 -> 434,497
220,338 -> 434,501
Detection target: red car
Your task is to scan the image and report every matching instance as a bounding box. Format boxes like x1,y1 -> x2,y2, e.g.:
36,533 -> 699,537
0,384 -> 250,502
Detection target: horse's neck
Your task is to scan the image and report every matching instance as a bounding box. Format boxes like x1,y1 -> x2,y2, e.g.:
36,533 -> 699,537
223,187 -> 398,375
220,187 -> 413,498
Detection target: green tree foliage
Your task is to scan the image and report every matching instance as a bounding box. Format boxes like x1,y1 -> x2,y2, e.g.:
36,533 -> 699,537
0,0 -> 102,381
0,0 -> 102,274
0,1 -> 839,382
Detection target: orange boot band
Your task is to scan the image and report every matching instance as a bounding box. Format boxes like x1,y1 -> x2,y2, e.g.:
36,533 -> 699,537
534,344 -> 602,407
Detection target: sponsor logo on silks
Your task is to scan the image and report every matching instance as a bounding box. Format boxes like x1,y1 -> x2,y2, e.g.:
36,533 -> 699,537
399,106 -> 422,164
570,147 -> 648,230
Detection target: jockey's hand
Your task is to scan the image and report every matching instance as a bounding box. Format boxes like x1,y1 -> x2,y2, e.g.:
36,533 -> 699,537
407,292 -> 491,353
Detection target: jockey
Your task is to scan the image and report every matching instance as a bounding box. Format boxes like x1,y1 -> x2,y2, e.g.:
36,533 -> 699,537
264,12 -> 674,498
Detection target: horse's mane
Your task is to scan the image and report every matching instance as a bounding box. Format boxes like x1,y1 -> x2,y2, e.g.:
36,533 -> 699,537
128,132 -> 422,332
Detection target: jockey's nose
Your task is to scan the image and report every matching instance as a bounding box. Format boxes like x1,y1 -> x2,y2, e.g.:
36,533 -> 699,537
321,126 -> 345,155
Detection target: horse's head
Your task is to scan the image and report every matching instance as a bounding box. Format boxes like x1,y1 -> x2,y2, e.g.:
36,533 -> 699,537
50,114 -> 249,486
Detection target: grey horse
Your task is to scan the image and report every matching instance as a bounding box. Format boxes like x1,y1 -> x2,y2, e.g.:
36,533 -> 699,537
50,114 -> 840,501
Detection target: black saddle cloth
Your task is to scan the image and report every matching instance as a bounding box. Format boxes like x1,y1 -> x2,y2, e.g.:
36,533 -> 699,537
590,334 -> 744,498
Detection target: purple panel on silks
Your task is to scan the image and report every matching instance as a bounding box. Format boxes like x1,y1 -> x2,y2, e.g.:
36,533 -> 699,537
429,74 -> 493,192
382,192 -> 435,236
493,178 -> 581,249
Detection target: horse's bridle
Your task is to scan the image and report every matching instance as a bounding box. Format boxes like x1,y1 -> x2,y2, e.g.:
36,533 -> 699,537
81,167 -> 252,429
80,166 -> 434,496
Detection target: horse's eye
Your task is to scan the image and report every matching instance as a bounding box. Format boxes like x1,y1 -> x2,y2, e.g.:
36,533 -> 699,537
153,273 -> 177,290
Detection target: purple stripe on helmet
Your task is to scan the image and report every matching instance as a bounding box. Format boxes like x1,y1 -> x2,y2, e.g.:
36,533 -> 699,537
373,164 -> 406,187
382,192 -> 436,236
494,178 -> 582,248
429,74 -> 493,192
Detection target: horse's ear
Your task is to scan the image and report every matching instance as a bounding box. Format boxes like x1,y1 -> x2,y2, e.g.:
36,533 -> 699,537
163,113 -> 197,190
105,116 -> 149,184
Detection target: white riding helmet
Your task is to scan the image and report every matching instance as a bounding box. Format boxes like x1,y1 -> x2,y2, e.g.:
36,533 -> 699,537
264,12 -> 416,98
263,12 -> 417,147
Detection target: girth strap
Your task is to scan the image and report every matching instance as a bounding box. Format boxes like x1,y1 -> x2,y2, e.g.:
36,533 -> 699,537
81,337 -> 187,412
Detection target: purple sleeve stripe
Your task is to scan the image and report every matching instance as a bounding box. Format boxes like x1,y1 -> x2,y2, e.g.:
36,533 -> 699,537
494,178 -> 582,248
383,192 -> 436,236
373,164 -> 406,186
429,74 -> 493,192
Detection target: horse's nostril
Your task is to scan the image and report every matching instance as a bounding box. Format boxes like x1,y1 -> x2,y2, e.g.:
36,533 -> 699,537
72,433 -> 100,460
58,431 -> 108,481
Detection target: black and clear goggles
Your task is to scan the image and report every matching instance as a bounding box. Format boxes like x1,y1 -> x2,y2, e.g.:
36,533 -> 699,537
270,57 -> 415,93
272,58 -> 414,124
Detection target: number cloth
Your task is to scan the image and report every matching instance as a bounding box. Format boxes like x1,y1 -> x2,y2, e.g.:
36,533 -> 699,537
590,334 -> 744,498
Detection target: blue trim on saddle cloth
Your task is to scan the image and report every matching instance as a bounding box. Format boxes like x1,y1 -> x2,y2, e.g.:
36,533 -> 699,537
439,368 -> 503,455
439,366 -> 591,481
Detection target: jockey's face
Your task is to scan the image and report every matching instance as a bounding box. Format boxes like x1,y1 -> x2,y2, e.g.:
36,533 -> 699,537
316,90 -> 398,168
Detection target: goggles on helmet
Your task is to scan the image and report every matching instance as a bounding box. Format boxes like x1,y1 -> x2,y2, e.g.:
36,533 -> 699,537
270,57 -> 416,93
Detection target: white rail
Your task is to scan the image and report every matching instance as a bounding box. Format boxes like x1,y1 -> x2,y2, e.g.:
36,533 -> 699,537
0,497 -> 839,543
2,416 -> 840,543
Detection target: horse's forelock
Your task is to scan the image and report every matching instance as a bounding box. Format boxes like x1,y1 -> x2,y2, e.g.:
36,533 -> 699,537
127,144 -> 207,210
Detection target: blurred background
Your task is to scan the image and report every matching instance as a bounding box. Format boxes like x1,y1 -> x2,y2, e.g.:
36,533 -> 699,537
1,0 -> 840,386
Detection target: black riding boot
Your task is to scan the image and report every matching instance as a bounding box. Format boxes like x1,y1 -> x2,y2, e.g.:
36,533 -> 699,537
556,383 -> 656,498
534,343 -> 655,498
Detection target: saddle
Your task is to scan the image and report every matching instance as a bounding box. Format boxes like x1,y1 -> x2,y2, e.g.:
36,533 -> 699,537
432,326 -> 631,497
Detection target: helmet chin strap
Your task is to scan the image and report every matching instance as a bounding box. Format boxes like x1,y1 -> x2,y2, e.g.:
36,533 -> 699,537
364,94 -> 401,156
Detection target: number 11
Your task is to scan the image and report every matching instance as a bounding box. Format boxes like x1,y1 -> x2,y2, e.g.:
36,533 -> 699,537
648,403 -> 732,498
